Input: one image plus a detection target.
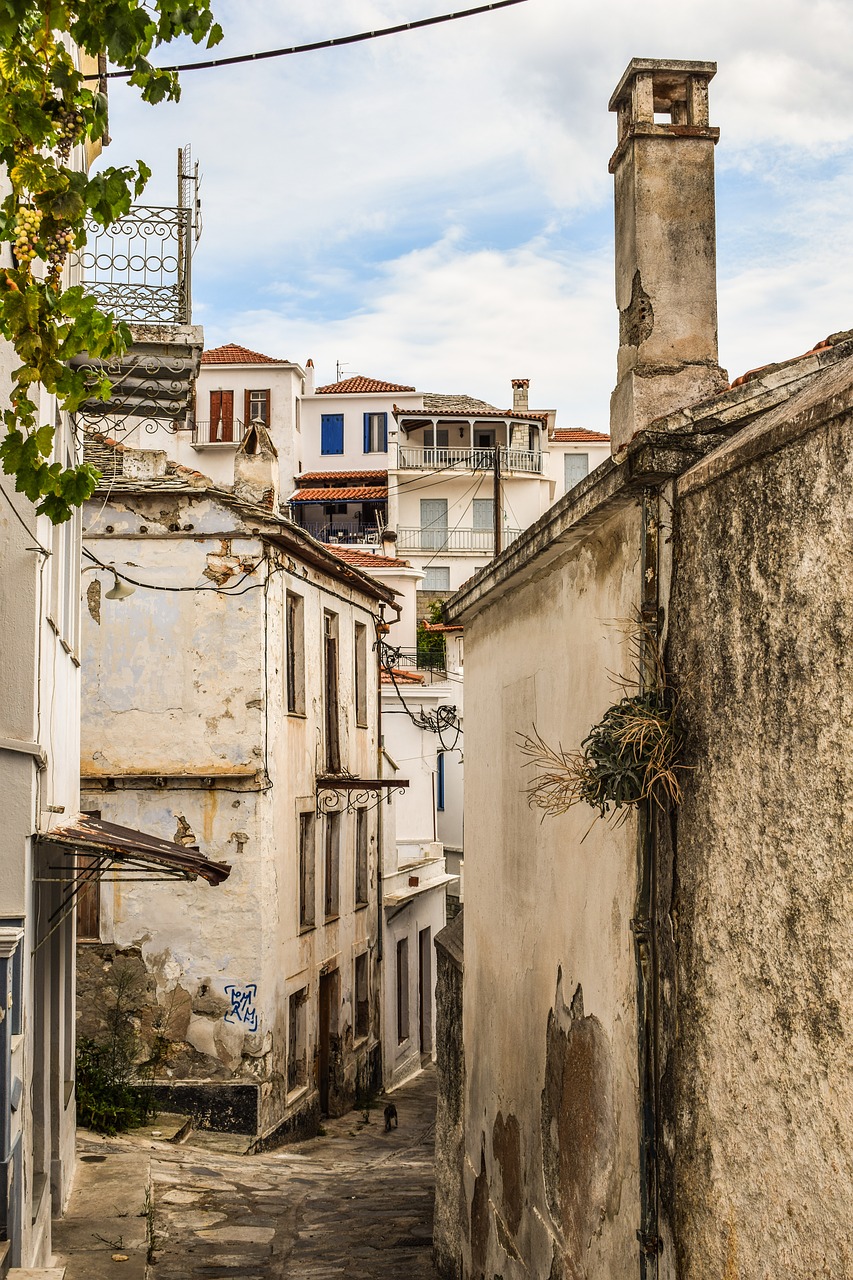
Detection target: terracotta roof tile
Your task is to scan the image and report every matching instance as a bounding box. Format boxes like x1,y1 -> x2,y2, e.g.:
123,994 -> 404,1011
419,620 -> 463,632
201,343 -> 289,365
290,486 -> 388,502
729,337 -> 834,389
396,405 -> 544,424
381,668 -> 425,684
327,547 -> 409,569
299,470 -> 387,484
551,427 -> 611,442
315,375 -> 416,394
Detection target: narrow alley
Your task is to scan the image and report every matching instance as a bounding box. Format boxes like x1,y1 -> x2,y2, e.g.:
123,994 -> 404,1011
54,1070 -> 438,1279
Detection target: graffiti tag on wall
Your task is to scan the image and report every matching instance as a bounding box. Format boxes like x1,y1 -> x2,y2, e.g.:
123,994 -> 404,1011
224,983 -> 259,1032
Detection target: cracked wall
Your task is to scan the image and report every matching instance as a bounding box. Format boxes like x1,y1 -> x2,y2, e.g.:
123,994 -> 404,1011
667,397 -> 853,1275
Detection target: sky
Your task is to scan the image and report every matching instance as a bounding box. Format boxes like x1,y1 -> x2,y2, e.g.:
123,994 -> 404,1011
99,0 -> 853,433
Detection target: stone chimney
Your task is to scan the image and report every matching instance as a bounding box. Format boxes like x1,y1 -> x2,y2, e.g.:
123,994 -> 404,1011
608,59 -> 728,454
234,420 -> 280,510
304,357 -> 315,395
511,378 -> 529,412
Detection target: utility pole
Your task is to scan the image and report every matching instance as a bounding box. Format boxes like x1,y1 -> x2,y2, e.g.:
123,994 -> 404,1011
493,442 -> 502,556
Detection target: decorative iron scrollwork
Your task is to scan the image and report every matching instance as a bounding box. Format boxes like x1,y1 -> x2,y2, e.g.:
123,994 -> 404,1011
315,774 -> 409,816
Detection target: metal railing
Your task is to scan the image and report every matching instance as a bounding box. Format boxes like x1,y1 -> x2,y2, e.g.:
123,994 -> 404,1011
396,526 -> 523,552
397,445 -> 543,474
192,419 -> 246,446
298,523 -> 383,545
74,205 -> 193,325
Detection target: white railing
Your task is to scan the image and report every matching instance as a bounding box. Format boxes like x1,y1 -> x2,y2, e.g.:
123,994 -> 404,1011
396,527 -> 523,552
192,418 -> 246,445
397,445 -> 543,474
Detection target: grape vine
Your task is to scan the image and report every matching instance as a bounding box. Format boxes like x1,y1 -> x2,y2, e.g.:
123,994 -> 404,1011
0,2 -> 222,524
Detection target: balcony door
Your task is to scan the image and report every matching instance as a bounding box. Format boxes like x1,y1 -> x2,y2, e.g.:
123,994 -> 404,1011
210,389 -> 234,442
472,498 -> 493,552
420,498 -> 448,552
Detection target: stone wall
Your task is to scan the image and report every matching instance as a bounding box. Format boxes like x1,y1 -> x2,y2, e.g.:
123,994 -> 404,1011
433,913 -> 465,1280
665,383 -> 853,1276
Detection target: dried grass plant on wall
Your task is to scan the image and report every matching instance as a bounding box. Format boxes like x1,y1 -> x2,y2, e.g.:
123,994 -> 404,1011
517,622 -> 688,826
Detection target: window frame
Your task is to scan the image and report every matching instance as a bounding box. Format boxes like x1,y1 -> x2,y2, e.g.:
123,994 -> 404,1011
285,591 -> 306,716
354,621 -> 368,728
324,812 -> 341,920
355,808 -> 369,907
298,811 -> 316,931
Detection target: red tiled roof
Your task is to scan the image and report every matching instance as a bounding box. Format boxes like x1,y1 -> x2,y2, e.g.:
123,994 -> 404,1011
290,486 -> 388,502
201,343 -> 288,365
419,620 -> 463,632
299,470 -> 387,484
396,405 -> 543,423
315,376 -> 416,394
551,428 -> 611,442
381,668 -> 425,684
327,547 -> 409,569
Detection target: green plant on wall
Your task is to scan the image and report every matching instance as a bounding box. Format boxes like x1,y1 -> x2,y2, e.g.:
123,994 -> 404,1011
416,600 -> 447,670
0,1 -> 222,523
518,625 -> 688,823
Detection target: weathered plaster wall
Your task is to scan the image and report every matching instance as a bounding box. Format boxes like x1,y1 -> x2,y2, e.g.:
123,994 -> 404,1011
458,501 -> 643,1278
80,491 -> 385,1135
434,912 -> 465,1280
667,398 -> 853,1276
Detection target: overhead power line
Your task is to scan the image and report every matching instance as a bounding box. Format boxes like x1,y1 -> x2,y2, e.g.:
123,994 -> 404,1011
93,0 -> 529,79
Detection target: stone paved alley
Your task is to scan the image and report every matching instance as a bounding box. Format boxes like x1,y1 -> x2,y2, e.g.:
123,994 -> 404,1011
54,1069 -> 438,1279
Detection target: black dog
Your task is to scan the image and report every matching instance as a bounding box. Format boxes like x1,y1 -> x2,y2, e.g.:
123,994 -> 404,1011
384,1103 -> 398,1131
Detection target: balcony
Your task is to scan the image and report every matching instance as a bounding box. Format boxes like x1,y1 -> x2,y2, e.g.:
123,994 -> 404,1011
396,445 -> 544,475
396,527 -> 523,553
71,196 -> 203,436
297,522 -> 383,546
192,419 -> 247,447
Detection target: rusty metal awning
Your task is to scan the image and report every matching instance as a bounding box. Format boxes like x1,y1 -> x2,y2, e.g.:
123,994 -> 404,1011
38,815 -> 231,886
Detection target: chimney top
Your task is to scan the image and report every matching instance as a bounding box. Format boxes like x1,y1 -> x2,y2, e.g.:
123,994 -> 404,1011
306,358 -> 314,368
609,58 -> 716,114
511,378 -> 530,411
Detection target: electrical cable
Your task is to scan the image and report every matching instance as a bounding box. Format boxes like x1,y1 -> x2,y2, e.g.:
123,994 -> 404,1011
90,1 -> 529,79
0,481 -> 51,556
82,545 -> 265,595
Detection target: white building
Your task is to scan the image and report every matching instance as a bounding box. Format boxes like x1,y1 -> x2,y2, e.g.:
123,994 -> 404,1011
78,429 -> 397,1137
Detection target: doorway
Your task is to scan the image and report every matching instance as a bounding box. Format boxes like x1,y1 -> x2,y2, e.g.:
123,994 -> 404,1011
418,927 -> 432,1057
318,969 -> 338,1114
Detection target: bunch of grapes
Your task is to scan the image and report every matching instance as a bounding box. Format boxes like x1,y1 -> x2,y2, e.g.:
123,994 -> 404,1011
14,206 -> 42,267
54,104 -> 85,161
46,227 -> 75,283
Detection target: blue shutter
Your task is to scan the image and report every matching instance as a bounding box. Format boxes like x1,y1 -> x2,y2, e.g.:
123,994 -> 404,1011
381,412 -> 388,452
436,752 -> 445,811
363,413 -> 371,453
321,414 -> 344,455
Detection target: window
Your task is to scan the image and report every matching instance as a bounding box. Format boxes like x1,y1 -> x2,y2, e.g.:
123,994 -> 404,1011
354,622 -> 368,728
321,413 -> 344,454
436,753 -> 445,812
210,389 -> 235,442
528,425 -> 539,452
298,813 -> 315,929
324,503 -> 348,517
474,428 -> 495,448
324,812 -> 340,919
245,388 -> 270,426
285,592 -> 305,714
324,612 -> 340,772
564,452 -> 589,491
75,854 -> 100,941
472,498 -> 493,549
355,808 -> 369,906
420,497 -> 448,551
396,937 -> 409,1043
363,412 -> 387,453
287,988 -> 308,1091
354,953 -> 369,1040
423,428 -> 449,448
422,566 -> 450,591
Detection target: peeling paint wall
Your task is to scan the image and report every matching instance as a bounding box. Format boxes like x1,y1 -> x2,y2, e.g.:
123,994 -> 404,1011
666,396 -> 853,1276
80,488 -> 384,1135
455,502 -> 643,1278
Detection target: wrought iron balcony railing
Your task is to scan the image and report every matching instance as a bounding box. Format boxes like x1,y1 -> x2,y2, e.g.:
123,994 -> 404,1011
74,204 -> 193,326
192,419 -> 247,446
296,523 -> 383,545
396,526 -> 523,552
396,445 -> 543,474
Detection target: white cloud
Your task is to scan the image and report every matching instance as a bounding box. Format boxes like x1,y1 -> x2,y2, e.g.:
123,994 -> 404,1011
96,0 -> 853,430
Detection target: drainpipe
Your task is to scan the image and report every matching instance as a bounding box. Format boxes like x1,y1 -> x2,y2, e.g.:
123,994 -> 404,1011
376,611 -> 385,965
633,486 -> 662,1277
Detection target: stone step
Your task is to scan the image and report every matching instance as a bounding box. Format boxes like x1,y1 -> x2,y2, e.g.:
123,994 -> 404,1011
8,1270 -> 66,1278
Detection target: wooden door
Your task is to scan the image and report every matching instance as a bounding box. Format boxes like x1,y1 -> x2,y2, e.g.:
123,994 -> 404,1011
210,389 -> 234,442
